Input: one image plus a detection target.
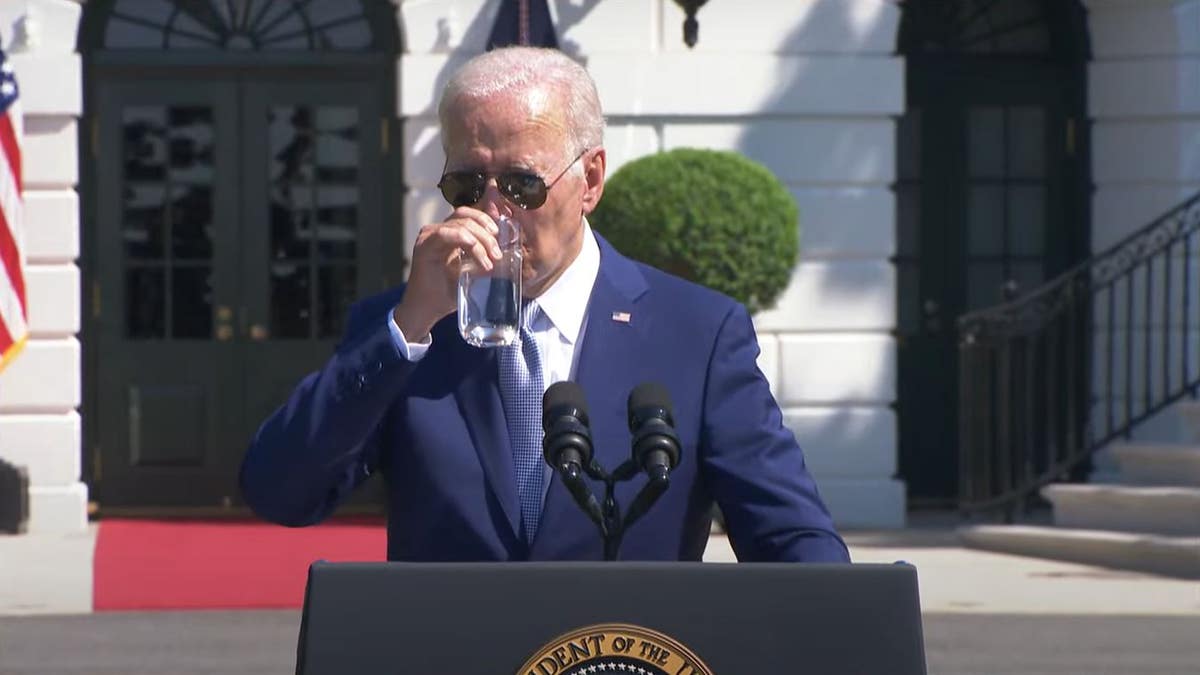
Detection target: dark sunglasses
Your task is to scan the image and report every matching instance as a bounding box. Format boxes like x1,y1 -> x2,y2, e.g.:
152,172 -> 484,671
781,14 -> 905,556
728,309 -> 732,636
437,149 -> 588,210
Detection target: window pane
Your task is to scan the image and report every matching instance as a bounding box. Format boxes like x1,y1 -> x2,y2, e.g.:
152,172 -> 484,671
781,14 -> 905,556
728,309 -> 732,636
105,18 -> 165,49
270,184 -> 313,259
968,107 -> 1004,178
322,21 -> 373,50
167,106 -> 215,183
127,267 -> 166,339
1010,262 -> 1044,299
1008,185 -> 1045,256
1009,107 -> 1045,179
314,107 -> 359,183
124,184 -> 166,260
269,106 -> 315,184
123,107 -> 167,182
271,261 -> 311,338
967,262 -> 1004,310
317,186 -> 358,259
170,184 -> 214,259
172,266 -> 213,339
318,266 -> 356,338
104,0 -> 378,52
260,10 -> 308,49
968,185 -> 1004,256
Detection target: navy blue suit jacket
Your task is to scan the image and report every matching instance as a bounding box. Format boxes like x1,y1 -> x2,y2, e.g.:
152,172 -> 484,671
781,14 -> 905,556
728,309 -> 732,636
240,236 -> 849,562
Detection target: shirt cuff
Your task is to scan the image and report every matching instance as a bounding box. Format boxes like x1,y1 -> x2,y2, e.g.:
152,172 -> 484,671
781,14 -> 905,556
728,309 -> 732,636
386,308 -> 432,362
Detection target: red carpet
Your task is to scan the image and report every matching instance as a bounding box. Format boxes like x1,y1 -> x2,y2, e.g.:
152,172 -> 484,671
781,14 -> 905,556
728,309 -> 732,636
93,517 -> 386,611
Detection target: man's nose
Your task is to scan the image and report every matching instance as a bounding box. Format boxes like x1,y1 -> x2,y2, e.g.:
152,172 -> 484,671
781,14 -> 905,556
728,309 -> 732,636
475,179 -> 516,223
478,179 -> 518,221
477,178 -> 505,208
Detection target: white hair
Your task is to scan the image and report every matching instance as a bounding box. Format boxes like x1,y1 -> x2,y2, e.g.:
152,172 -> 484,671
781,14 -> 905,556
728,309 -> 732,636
438,47 -> 605,166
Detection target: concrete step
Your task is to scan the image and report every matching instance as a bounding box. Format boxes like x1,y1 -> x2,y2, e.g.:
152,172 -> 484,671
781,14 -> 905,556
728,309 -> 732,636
959,524 -> 1200,580
1043,484 -> 1200,536
1111,443 -> 1200,486
1177,400 -> 1200,443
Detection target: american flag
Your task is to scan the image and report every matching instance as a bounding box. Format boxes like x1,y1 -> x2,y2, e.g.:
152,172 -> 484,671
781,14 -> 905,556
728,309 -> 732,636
0,48 -> 24,372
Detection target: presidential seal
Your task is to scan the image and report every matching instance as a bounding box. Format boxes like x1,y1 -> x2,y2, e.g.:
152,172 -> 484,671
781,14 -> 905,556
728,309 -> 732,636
516,623 -> 715,675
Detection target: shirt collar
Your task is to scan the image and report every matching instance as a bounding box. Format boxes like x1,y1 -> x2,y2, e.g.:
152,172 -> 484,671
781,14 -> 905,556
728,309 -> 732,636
532,218 -> 600,345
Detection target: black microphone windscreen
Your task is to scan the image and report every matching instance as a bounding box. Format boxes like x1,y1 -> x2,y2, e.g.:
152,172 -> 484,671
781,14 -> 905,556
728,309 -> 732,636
628,382 -> 673,419
543,381 -> 589,428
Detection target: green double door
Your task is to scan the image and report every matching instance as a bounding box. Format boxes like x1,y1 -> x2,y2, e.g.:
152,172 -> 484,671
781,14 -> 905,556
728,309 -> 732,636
896,62 -> 1087,503
92,77 -> 387,508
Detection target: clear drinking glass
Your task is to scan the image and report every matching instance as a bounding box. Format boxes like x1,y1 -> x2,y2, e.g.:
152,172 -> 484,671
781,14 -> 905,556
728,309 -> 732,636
458,214 -> 523,347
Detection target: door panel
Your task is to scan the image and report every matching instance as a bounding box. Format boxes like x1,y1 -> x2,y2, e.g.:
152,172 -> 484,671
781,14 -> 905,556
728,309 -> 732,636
238,81 -> 386,507
96,81 -> 242,506
898,67 -> 1078,503
95,78 -> 387,509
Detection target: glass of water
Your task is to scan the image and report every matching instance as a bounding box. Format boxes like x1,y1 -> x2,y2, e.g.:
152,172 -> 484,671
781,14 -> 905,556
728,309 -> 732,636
458,214 -> 523,347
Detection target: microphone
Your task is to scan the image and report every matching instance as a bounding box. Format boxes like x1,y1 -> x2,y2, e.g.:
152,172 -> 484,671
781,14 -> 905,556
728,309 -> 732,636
542,381 -> 594,476
542,382 -> 604,528
626,383 -> 682,483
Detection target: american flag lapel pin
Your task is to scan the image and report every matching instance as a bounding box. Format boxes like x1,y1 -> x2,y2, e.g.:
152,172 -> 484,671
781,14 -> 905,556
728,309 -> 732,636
611,311 -> 632,324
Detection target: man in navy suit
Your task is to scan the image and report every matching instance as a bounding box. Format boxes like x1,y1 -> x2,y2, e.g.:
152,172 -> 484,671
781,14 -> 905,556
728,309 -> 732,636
239,46 -> 849,563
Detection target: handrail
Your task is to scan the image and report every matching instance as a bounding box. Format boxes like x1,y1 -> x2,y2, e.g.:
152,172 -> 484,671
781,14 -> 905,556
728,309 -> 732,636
958,191 -> 1200,518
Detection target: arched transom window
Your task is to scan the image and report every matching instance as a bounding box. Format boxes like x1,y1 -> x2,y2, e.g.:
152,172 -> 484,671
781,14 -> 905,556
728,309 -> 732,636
101,0 -> 381,51
899,0 -> 1066,57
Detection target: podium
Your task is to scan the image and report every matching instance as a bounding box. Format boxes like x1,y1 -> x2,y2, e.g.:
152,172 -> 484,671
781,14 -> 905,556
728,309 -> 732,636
296,561 -> 927,674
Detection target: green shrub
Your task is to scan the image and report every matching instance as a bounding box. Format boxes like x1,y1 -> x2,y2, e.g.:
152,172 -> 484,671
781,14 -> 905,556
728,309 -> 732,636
591,148 -> 799,314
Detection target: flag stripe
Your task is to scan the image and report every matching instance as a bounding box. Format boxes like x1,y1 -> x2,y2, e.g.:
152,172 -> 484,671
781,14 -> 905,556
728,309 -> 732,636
0,204 -> 25,317
0,256 -> 25,336
0,129 -> 20,252
0,299 -> 16,351
0,47 -> 25,370
0,113 -> 21,195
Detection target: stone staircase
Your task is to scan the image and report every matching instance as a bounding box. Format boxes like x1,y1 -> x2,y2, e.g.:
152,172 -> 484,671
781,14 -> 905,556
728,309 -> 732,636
959,401 -> 1200,579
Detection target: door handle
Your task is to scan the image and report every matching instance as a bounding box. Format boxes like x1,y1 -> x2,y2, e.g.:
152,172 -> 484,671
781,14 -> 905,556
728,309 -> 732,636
215,306 -> 234,341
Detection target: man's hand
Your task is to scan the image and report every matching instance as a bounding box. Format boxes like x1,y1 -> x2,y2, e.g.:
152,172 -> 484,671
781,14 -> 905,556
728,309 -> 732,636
393,207 -> 503,341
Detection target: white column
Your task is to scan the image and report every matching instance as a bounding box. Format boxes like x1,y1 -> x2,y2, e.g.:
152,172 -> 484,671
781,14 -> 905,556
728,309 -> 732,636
0,0 -> 86,535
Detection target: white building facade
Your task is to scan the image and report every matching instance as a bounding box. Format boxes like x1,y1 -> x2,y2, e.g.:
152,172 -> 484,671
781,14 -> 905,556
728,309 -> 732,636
0,0 -> 1197,610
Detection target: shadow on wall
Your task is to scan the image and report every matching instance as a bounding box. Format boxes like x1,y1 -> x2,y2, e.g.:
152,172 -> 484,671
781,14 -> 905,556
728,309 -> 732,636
730,1 -> 902,489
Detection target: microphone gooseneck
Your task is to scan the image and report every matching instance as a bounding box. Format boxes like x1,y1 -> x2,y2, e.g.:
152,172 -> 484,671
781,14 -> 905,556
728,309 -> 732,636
542,381 -> 684,560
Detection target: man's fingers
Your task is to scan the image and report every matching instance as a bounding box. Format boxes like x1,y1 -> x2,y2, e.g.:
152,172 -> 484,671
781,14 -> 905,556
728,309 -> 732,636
450,207 -> 500,236
431,222 -> 498,272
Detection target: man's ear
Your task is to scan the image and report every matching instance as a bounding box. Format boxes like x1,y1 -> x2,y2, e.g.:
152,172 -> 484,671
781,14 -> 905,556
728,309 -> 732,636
580,148 -> 606,216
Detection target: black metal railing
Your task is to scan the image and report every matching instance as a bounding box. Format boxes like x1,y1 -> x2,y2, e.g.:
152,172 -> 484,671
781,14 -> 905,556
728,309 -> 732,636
958,192 -> 1200,518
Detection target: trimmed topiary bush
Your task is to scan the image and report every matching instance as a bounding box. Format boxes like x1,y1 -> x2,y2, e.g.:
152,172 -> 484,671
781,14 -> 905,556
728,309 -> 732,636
591,148 -> 799,314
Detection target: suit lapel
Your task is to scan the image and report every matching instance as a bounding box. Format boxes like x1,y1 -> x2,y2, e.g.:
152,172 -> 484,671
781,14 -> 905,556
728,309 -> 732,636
451,340 -> 522,541
532,236 -> 648,556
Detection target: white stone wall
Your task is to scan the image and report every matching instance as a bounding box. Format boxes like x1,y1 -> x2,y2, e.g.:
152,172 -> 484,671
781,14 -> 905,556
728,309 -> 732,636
399,0 -> 906,527
0,0 -> 86,534
1085,0 -> 1200,440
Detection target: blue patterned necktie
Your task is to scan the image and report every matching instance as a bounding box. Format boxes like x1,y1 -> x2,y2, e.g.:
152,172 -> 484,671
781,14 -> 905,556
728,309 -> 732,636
499,300 -> 546,543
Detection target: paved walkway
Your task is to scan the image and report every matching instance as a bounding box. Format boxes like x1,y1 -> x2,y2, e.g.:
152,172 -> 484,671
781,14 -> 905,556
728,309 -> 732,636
704,526 -> 1200,616
4,520 -> 1199,616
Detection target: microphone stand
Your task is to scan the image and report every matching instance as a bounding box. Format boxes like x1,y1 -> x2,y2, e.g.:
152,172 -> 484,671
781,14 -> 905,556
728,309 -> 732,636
577,458 -> 671,561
